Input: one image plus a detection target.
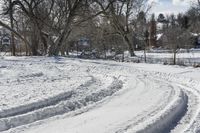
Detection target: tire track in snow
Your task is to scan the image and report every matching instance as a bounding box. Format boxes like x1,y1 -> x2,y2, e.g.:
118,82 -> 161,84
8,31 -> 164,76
1,59 -> 199,133
0,76 -> 97,131
115,74 -> 183,133
133,90 -> 188,133
145,70 -> 200,133
0,76 -> 95,119
16,66 -> 184,133
0,76 -> 123,132
83,62 -> 191,133
175,85 -> 200,133
132,69 -> 200,133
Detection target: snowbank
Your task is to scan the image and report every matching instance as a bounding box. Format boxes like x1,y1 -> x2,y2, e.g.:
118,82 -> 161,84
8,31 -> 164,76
0,78 -> 123,132
133,90 -> 188,133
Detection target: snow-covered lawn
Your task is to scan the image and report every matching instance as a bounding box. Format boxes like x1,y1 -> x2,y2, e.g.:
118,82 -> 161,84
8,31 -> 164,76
0,57 -> 200,133
132,51 -> 200,66
135,51 -> 200,59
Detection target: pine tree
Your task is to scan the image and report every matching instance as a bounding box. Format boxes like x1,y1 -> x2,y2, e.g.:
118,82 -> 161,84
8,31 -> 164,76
182,16 -> 189,29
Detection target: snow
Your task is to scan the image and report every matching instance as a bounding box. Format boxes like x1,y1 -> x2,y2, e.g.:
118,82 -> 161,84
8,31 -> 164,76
22,70 -> 174,133
0,57 -> 91,110
157,33 -> 163,40
121,50 -> 200,66
135,51 -> 200,59
0,57 -> 200,133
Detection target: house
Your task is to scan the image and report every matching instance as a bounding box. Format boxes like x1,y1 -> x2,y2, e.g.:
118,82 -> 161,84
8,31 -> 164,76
156,33 -> 169,49
156,31 -> 199,49
0,28 -> 11,51
191,33 -> 200,48
0,27 -> 22,52
196,36 -> 200,48
77,37 -> 91,51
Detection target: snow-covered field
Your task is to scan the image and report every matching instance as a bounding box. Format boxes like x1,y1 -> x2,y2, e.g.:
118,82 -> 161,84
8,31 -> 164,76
135,51 -> 200,59
0,56 -> 200,133
132,51 -> 200,66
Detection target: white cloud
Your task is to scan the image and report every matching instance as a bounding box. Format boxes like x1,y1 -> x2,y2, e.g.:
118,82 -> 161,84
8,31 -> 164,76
149,0 -> 199,17
148,0 -> 159,3
172,0 -> 197,6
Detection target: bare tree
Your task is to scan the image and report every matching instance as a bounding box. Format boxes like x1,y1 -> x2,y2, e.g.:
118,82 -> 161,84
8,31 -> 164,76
135,11 -> 148,62
47,0 -> 112,56
8,0 -> 16,56
1,0 -> 55,55
165,14 -> 191,65
94,0 -> 149,56
0,0 -> 150,57
0,20 -> 31,49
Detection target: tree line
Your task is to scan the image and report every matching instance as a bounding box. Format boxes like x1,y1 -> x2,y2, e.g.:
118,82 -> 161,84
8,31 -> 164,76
0,0 -> 200,58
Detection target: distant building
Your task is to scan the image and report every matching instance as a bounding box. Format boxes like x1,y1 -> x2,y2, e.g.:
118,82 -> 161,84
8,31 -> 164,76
156,33 -> 170,49
197,36 -> 200,48
0,27 -> 22,52
192,33 -> 200,48
77,37 -> 91,51
156,32 -> 199,49
0,28 -> 11,51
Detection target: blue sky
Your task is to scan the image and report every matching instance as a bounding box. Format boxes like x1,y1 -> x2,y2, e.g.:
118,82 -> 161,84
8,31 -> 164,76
149,0 -> 197,15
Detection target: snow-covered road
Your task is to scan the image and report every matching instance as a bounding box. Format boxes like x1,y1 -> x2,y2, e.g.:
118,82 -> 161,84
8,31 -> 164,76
0,57 -> 200,133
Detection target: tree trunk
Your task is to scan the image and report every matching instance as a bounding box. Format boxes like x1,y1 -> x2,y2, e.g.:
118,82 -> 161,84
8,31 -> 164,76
66,48 -> 69,55
49,29 -> 69,56
31,39 -> 39,56
144,48 -> 147,63
122,51 -> 124,62
61,45 -> 65,56
41,34 -> 48,55
24,34 -> 29,56
10,30 -> 16,56
173,51 -> 176,65
103,43 -> 106,59
123,35 -> 135,56
30,20 -> 42,56
31,27 -> 39,55
9,0 -> 16,56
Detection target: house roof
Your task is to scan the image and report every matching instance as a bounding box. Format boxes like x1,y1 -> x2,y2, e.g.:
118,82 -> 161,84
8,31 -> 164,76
191,32 -> 200,37
157,33 -> 163,40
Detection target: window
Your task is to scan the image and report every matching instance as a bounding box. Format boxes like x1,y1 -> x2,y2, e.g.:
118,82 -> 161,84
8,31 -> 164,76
2,38 -> 10,43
